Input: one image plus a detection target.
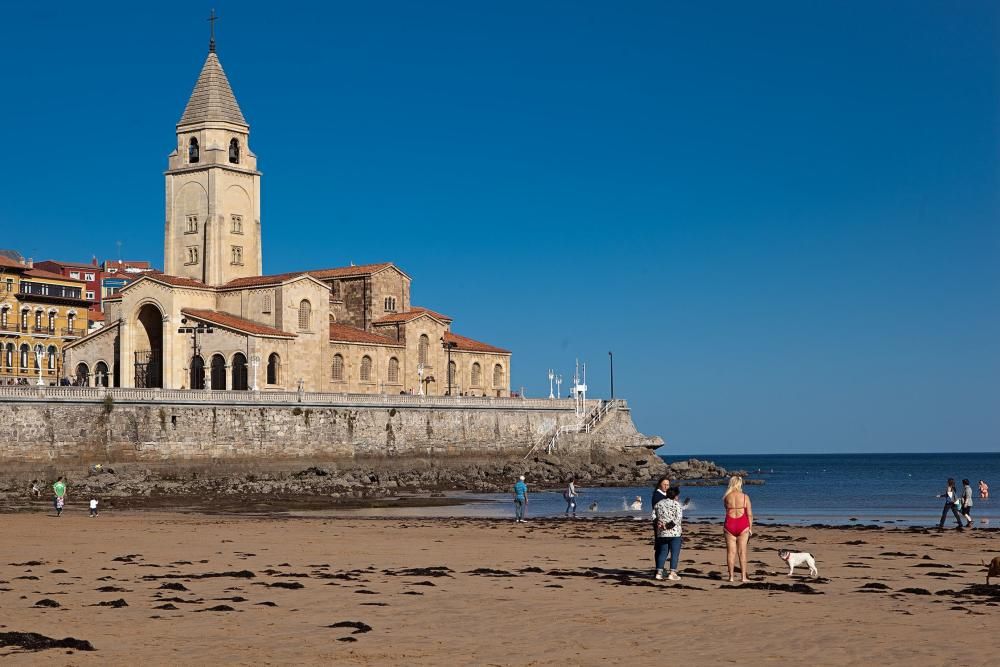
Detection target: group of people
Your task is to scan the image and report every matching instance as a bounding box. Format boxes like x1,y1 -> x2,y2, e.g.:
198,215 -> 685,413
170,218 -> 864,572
938,478 -> 987,530
650,475 -> 753,582
34,476 -> 100,517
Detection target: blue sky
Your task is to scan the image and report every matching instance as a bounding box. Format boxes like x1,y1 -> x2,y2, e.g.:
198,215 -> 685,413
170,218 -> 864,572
1,1 -> 997,454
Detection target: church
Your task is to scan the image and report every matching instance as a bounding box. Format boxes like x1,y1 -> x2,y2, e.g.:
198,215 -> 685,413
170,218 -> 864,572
65,39 -> 511,396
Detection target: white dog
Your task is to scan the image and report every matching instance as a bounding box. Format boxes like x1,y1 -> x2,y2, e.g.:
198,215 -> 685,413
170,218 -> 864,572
778,549 -> 818,577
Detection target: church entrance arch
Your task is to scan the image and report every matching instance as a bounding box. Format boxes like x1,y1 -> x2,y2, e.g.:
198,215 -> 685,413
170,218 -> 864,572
190,355 -> 205,390
210,354 -> 226,390
134,304 -> 163,388
231,353 -> 248,390
75,363 -> 90,386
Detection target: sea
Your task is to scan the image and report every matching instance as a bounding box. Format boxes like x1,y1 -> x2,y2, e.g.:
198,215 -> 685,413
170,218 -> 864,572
324,453 -> 1000,527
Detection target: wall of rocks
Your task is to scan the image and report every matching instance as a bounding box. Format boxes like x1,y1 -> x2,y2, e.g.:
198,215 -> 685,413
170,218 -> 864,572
0,398 -> 660,466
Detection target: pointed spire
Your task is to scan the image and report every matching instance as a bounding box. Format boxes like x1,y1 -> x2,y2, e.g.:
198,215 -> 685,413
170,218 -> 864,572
177,51 -> 247,127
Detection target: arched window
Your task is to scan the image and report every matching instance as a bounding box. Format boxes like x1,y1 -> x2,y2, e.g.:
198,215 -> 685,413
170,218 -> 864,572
331,354 -> 344,381
448,361 -> 457,386
210,354 -> 226,390
47,345 -> 56,370
387,357 -> 399,383
229,138 -> 240,164
4,343 -> 13,368
20,308 -> 28,331
32,345 -> 43,369
75,362 -> 89,386
360,355 -> 372,382
19,344 -> 29,368
0,306 -> 8,328
298,299 -> 311,330
47,311 -> 56,333
267,353 -> 280,385
383,296 -> 396,312
418,334 -> 429,365
66,311 -> 76,332
95,361 -> 109,387
34,310 -> 42,330
493,364 -> 504,387
189,137 -> 200,163
471,362 -> 482,387
231,353 -> 248,390
190,355 -> 205,390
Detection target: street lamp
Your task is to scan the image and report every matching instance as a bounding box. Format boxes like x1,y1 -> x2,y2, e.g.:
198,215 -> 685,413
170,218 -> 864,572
547,369 -> 554,400
441,337 -> 458,396
608,351 -> 614,399
250,354 -> 261,391
177,318 -> 214,389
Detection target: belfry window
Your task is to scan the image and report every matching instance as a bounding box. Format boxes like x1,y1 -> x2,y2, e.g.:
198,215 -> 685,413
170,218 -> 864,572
229,138 -> 240,164
186,215 -> 198,233
231,214 -> 243,234
185,247 -> 199,265
189,137 -> 200,163
231,245 -> 243,266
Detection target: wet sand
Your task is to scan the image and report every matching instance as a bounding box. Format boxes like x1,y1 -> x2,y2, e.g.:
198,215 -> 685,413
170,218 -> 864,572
0,510 -> 997,665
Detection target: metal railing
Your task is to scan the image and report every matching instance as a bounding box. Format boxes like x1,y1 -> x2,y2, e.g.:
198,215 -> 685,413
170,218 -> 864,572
522,399 -> 626,459
0,384 -> 621,411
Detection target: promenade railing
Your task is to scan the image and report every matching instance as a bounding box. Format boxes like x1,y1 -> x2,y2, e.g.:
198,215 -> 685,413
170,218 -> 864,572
0,384 -> 623,412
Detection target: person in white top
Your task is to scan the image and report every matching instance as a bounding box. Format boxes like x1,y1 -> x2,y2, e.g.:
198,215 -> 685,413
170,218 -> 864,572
89,498 -> 99,518
564,479 -> 580,517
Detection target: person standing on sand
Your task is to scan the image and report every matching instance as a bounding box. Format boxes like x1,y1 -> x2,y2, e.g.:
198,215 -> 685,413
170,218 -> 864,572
937,478 -> 964,531
564,478 -> 579,517
52,476 -> 67,517
653,486 -> 684,581
723,476 -> 753,583
513,475 -> 528,523
959,479 -> 973,528
651,476 -> 670,512
980,480 -> 989,500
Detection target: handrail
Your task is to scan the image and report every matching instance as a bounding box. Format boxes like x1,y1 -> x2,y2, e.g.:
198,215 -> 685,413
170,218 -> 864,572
0,385 -> 626,412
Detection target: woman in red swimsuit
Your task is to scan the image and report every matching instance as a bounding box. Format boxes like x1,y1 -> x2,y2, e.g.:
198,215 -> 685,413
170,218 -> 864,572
723,476 -> 753,583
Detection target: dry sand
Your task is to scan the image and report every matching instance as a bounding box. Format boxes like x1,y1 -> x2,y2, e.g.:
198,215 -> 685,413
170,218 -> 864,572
0,509 -> 997,665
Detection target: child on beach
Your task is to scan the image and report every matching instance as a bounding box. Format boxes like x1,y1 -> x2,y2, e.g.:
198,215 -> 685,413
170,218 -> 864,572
89,498 -> 99,518
959,480 -> 973,528
52,476 -> 67,517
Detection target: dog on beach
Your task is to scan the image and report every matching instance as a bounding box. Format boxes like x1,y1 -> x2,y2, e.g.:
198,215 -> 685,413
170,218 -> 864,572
986,556 -> 1000,585
778,549 -> 818,577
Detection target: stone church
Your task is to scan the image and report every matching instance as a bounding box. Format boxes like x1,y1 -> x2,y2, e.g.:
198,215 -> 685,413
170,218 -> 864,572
65,42 -> 511,396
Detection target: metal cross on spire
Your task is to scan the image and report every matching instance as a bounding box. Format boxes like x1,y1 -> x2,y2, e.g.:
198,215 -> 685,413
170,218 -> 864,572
208,8 -> 220,53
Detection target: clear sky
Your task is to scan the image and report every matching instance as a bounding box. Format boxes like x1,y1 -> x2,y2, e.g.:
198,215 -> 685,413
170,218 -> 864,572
0,1 -> 997,454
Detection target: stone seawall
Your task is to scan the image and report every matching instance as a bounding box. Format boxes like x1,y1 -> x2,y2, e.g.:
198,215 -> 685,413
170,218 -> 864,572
0,393 -> 661,466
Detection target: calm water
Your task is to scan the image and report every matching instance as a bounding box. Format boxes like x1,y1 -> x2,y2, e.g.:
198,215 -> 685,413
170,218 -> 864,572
322,453 -> 1000,526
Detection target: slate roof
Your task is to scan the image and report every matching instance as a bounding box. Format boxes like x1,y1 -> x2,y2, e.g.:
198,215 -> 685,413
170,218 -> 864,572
443,331 -> 510,354
178,52 -> 247,127
329,323 -> 404,347
181,308 -> 296,338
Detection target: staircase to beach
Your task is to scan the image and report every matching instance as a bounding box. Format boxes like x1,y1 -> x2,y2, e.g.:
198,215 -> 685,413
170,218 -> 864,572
522,399 -> 626,460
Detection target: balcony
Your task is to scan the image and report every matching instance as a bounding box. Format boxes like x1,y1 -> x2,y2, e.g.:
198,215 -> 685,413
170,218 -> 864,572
62,327 -> 81,338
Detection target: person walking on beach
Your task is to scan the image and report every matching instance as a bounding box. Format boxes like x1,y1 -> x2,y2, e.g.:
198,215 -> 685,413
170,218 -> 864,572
653,486 -> 685,581
980,480 -> 990,500
564,478 -> 579,517
89,497 -> 99,518
52,476 -> 67,517
937,478 -> 964,530
513,475 -> 528,523
723,476 -> 753,583
959,479 -> 974,528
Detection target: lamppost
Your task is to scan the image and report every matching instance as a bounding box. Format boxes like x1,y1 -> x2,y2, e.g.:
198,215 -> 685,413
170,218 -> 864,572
555,373 -> 563,399
547,369 -> 554,400
250,354 -> 261,391
177,318 -> 214,389
417,362 -> 425,396
34,344 -> 44,386
441,337 -> 458,396
608,351 -> 614,399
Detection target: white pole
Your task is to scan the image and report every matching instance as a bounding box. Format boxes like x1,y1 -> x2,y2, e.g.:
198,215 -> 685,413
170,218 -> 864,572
547,368 -> 554,400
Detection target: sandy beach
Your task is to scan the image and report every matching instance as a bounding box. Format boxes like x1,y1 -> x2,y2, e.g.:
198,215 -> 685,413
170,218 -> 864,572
1,508 -> 997,665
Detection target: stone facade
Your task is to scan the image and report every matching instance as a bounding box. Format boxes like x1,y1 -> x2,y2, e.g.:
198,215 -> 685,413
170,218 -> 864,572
64,43 -> 512,395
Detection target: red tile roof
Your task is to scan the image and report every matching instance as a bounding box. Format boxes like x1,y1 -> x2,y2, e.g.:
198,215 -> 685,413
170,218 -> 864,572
329,323 -> 404,347
444,331 -> 510,354
220,263 -> 406,289
181,308 -> 296,338
141,272 -> 210,289
24,268 -> 85,283
372,307 -> 452,325
89,311 -> 105,321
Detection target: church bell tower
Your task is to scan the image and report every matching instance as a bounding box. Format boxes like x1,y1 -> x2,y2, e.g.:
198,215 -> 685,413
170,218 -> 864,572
164,26 -> 262,285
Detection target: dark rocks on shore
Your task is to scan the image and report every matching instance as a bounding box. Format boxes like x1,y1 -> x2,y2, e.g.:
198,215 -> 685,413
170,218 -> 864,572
0,453 -> 754,505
